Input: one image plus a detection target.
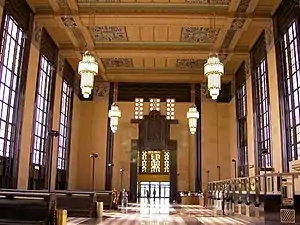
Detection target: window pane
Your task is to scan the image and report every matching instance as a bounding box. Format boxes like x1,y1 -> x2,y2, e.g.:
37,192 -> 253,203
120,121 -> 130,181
31,55 -> 53,165
282,21 -> 300,160
166,98 -> 175,120
253,58 -> 272,168
0,15 -> 24,157
236,82 -> 248,176
57,80 -> 72,170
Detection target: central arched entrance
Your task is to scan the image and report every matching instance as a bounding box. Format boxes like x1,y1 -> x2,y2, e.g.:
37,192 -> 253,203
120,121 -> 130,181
129,110 -> 178,202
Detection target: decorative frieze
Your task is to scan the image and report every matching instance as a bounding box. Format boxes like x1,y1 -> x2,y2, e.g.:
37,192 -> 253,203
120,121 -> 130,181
92,26 -> 128,42
93,80 -> 110,100
200,83 -> 213,101
181,27 -> 219,43
102,58 -> 133,68
32,19 -> 42,49
57,54 -> 65,77
244,56 -> 251,79
265,22 -> 274,53
61,16 -> 77,28
176,59 -> 205,69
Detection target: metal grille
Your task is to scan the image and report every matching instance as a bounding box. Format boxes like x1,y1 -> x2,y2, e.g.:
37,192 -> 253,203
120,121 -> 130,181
280,209 -> 295,223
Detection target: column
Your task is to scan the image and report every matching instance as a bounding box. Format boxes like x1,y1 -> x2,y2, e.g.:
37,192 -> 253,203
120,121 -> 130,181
265,22 -> 283,173
105,83 -> 114,190
50,54 -> 64,190
245,57 -> 256,176
17,19 -> 42,189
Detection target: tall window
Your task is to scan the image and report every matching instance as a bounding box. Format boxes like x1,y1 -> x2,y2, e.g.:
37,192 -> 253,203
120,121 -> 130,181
163,151 -> 170,173
57,80 -> 72,170
281,21 -> 300,161
149,98 -> 160,111
32,56 -> 54,165
166,98 -> 175,120
134,98 -> 144,119
236,82 -> 248,176
0,16 -> 25,158
252,58 -> 272,168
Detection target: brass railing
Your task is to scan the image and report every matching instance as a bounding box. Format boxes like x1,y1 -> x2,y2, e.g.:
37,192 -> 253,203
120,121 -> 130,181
207,172 -> 300,206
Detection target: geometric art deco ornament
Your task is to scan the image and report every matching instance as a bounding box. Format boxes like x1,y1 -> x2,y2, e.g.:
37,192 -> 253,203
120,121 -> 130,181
204,53 -> 224,100
187,104 -> 199,134
78,51 -> 98,98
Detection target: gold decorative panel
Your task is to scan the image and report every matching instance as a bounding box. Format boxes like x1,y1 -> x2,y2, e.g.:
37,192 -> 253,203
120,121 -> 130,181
138,150 -> 170,174
181,27 -> 219,43
91,26 -> 127,42
102,58 -> 133,68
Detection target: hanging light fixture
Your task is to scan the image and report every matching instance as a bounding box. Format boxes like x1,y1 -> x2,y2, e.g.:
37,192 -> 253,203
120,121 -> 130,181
204,0 -> 224,100
78,51 -> 98,98
187,84 -> 199,134
108,83 -> 121,133
204,54 -> 224,100
187,104 -> 199,134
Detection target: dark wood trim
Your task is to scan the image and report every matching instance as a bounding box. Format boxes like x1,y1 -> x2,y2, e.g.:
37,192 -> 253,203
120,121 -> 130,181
195,84 -> 201,192
117,83 -> 191,102
129,140 -> 138,202
235,62 -> 248,177
170,149 -> 177,202
105,82 -> 114,190
4,0 -> 32,30
63,60 -> 75,87
217,83 -> 232,103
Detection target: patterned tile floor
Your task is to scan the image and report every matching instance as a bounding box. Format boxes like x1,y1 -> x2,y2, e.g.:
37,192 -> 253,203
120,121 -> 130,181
66,198 -> 260,225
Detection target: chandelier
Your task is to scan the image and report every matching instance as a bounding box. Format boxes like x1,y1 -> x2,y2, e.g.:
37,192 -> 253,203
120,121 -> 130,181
187,84 -> 199,134
204,54 -> 224,100
108,83 -> 121,133
78,51 -> 98,98
108,103 -> 121,133
187,104 -> 199,134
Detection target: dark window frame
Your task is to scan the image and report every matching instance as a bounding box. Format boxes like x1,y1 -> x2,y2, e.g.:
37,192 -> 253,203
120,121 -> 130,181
274,0 -> 300,171
0,0 -> 33,188
28,28 -> 57,190
235,62 -> 248,177
31,55 -> 54,166
57,79 -> 73,171
251,32 -> 272,172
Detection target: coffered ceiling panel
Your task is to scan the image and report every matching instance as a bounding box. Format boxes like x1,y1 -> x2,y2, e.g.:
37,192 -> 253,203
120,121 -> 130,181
28,0 -> 281,83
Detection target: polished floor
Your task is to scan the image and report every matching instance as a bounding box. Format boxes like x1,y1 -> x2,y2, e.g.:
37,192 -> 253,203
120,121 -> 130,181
67,198 -> 258,225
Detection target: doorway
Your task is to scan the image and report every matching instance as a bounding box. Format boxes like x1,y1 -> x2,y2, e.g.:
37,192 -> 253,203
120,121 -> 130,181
138,181 -> 170,198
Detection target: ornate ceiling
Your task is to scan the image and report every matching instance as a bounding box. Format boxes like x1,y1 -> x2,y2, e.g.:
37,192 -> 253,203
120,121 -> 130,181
27,0 -> 281,83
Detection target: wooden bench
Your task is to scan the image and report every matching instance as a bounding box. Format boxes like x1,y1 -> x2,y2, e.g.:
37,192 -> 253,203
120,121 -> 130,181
54,191 -> 112,217
0,190 -> 55,224
0,189 -> 112,220
95,191 -> 111,210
